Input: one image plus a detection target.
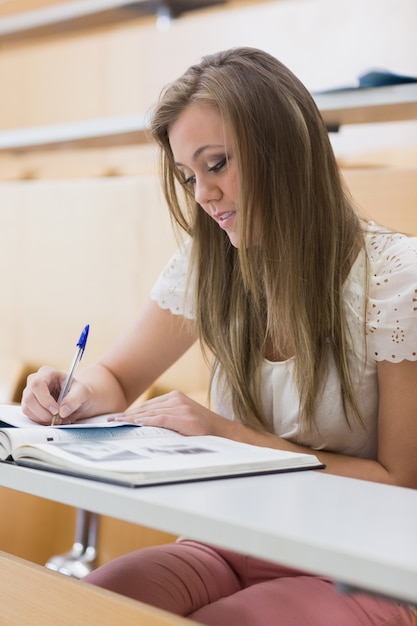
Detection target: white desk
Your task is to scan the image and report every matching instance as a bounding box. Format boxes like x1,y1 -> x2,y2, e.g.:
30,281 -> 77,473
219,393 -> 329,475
1,84 -> 416,152
0,115 -> 149,151
0,462 -> 416,605
313,83 -> 417,128
0,0 -> 226,43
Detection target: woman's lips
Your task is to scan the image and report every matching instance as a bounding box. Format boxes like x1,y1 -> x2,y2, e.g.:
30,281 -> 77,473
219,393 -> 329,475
217,211 -> 236,230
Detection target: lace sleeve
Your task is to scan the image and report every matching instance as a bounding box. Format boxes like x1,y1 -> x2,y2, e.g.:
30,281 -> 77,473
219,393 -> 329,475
150,240 -> 195,319
366,230 -> 417,362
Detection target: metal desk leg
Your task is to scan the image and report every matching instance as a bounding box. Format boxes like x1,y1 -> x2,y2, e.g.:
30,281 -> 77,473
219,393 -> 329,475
45,508 -> 98,578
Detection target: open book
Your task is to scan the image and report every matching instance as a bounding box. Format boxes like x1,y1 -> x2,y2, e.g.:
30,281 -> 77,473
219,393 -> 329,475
0,404 -> 324,487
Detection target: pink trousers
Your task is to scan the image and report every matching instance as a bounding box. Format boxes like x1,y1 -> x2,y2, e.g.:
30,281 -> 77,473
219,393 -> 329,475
84,539 -> 415,625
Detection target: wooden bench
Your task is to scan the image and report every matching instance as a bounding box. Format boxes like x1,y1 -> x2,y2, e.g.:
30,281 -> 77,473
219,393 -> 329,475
0,550 -> 197,625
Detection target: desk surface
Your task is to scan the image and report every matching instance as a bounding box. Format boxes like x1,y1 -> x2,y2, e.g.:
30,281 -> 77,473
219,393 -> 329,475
1,84 -> 416,152
1,462 -> 416,605
313,83 -> 417,127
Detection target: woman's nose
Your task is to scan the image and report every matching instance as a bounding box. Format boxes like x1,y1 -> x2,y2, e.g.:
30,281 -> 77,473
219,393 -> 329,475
194,176 -> 220,205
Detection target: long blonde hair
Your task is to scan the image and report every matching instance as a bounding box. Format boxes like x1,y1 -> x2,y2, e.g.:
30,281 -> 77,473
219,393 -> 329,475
151,47 -> 364,433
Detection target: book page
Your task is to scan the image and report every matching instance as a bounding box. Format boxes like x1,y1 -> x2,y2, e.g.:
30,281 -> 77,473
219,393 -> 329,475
0,414 -> 181,461
0,403 -> 130,429
13,435 -> 322,486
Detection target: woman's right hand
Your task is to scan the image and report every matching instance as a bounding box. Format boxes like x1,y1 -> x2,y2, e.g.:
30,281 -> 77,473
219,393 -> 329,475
21,365 -> 89,425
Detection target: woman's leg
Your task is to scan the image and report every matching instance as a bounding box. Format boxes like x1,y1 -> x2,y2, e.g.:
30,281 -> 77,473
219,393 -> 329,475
84,540 -> 242,616
190,572 -> 415,626
85,541 -> 415,625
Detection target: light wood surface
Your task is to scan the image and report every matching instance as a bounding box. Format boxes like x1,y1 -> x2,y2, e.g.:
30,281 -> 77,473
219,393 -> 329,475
0,0 -> 70,18
0,486 -> 177,567
0,550 -> 197,625
0,357 -> 27,403
0,176 -> 210,393
342,166 -> 417,235
0,489 -> 76,564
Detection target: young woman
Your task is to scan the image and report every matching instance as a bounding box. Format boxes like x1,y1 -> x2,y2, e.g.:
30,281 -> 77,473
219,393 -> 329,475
22,47 -> 417,625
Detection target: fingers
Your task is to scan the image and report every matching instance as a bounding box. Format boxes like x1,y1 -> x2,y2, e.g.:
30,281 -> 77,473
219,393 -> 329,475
108,391 -> 213,436
110,391 -> 186,422
21,366 -> 84,425
21,367 -> 62,424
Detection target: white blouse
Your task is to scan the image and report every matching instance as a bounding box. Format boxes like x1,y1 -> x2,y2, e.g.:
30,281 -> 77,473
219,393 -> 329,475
151,224 -> 417,460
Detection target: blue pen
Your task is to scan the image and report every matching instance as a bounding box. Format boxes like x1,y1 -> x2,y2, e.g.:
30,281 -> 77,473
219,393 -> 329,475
51,324 -> 90,426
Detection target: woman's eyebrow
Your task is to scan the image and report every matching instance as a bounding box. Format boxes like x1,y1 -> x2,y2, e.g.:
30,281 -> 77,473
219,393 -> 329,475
193,144 -> 223,160
175,144 -> 224,167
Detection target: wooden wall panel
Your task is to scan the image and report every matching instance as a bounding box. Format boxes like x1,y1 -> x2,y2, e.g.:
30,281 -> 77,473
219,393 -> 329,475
343,166 -> 417,235
0,176 -> 210,393
2,0 -> 415,131
0,488 -> 76,564
0,144 -> 158,181
96,517 -> 176,567
0,485 -> 177,568
0,0 -> 70,17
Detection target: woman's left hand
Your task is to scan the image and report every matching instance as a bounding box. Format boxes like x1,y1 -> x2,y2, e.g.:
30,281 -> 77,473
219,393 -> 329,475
108,390 -> 235,438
